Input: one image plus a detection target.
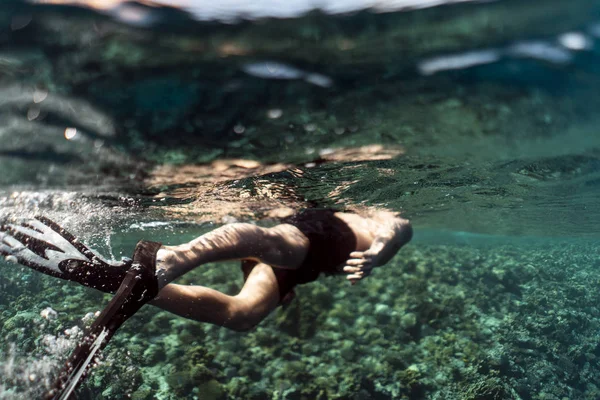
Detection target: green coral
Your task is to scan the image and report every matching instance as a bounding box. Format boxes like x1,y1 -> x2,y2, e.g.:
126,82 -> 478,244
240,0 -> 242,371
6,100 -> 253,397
461,377 -> 515,400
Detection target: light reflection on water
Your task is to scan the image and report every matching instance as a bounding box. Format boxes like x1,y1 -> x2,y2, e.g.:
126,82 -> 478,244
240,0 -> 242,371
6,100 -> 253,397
1,0 -> 599,239
418,28 -> 598,75
31,0 -> 493,22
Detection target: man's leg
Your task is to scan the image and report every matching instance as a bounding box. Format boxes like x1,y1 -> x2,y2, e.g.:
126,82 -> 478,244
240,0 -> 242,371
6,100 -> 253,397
151,262 -> 281,331
155,223 -> 308,289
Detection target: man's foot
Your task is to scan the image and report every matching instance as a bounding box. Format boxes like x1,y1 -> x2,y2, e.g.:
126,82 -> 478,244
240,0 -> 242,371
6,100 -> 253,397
343,247 -> 382,284
343,218 -> 412,284
0,216 -> 161,295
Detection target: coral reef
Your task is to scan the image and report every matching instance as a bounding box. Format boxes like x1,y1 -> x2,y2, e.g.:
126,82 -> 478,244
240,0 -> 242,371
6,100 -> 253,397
3,237 -> 600,399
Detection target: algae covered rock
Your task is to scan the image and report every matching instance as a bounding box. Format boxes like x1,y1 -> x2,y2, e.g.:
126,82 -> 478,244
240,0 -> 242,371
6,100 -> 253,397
197,379 -> 226,400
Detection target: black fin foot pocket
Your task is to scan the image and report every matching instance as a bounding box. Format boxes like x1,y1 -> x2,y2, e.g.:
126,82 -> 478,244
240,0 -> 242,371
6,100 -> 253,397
130,240 -> 162,302
47,241 -> 163,400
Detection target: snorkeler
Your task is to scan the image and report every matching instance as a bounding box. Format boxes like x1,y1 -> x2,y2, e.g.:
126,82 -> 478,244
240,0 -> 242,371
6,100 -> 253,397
0,209 -> 412,330
0,209 -> 412,398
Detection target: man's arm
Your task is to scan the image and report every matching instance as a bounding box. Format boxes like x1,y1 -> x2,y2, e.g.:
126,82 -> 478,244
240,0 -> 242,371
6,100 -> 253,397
343,218 -> 412,284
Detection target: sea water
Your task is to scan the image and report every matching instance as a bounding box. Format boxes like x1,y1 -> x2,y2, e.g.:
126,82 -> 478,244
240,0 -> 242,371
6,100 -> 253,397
1,0 -> 600,398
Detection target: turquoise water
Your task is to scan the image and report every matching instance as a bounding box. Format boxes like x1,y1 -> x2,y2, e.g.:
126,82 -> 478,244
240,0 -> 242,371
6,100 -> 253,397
1,0 -> 600,398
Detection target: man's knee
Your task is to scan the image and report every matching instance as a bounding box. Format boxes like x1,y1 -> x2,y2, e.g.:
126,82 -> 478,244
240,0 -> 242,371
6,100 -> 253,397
228,319 -> 258,332
226,304 -> 262,332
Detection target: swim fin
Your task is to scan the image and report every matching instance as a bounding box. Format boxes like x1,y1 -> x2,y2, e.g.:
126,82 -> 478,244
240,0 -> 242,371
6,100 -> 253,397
1,217 -> 163,398
0,216 -> 133,293
46,240 -> 162,400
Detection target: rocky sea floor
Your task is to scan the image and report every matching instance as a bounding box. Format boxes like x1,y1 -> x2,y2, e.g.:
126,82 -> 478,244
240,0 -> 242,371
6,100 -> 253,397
1,234 -> 599,400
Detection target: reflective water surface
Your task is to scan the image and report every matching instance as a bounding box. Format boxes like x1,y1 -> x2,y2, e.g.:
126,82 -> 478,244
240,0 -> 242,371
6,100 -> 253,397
1,0 -> 599,236
1,0 -> 600,398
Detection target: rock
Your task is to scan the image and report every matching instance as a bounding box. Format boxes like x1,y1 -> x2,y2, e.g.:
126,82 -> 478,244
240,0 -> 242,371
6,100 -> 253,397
40,307 -> 57,320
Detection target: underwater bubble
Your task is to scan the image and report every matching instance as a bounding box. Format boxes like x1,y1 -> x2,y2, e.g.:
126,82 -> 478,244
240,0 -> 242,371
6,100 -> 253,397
82,312 -> 95,324
27,106 -> 40,121
64,326 -> 81,337
304,123 -> 316,132
233,124 -> 245,134
507,41 -> 572,64
418,49 -> 500,75
11,14 -> 31,31
558,32 -> 592,50
304,73 -> 333,88
129,221 -> 171,230
64,127 -> 77,140
334,127 -> 345,135
242,61 -> 304,80
267,108 -> 283,119
33,88 -> 48,103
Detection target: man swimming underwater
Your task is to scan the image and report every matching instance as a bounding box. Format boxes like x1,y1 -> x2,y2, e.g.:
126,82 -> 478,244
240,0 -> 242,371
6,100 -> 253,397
0,208 -> 412,332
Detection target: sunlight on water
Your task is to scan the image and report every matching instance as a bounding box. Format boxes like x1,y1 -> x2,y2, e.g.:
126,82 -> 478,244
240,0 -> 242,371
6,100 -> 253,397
31,0 -> 493,21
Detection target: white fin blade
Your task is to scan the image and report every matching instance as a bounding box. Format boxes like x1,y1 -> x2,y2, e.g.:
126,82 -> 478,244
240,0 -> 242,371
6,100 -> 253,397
0,231 -> 11,249
2,217 -> 126,277
3,234 -> 63,273
27,220 -> 85,254
44,249 -> 85,270
7,224 -> 50,242
0,242 -> 12,255
32,219 -> 123,267
1,219 -> 94,274
18,248 -> 63,272
16,220 -> 91,263
2,234 -> 25,251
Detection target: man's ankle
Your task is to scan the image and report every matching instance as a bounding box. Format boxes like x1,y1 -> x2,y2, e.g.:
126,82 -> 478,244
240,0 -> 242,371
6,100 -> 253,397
155,247 -> 175,289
